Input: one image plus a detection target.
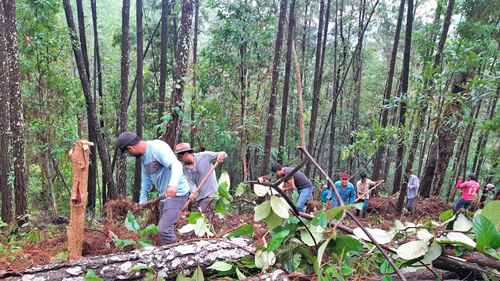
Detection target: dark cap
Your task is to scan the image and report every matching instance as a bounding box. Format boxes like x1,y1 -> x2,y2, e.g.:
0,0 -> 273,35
271,163 -> 283,173
117,132 -> 140,152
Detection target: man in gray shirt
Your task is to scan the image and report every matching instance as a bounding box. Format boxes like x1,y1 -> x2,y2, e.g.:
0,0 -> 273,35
406,168 -> 420,214
175,143 -> 227,222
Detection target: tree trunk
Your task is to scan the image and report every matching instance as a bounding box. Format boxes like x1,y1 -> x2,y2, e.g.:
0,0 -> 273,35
239,43 -> 248,181
394,0 -> 414,212
162,0 -> 194,147
0,4 -> 12,223
372,0 -> 405,183
190,0 -> 199,145
4,0 -> 28,219
0,238 -> 253,281
117,0 -> 131,197
62,0 -> 115,201
133,0 -> 144,203
278,0 -> 296,163
75,0 -> 98,215
262,0 -> 288,174
90,0 -> 106,207
328,0 -> 340,177
158,0 -> 173,125
306,0 -> 326,170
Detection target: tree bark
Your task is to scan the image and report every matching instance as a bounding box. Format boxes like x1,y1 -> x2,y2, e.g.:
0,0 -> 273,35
190,0 -> 199,146
328,0 -> 340,177
133,0 -> 144,203
372,0 -> 405,183
158,0 -> 173,125
62,0 -> 115,201
117,0 -> 131,197
262,0 -> 288,174
0,238 -> 253,281
0,3 -> 12,223
4,0 -> 28,219
162,0 -> 194,147
239,43 -> 248,181
394,0 -> 414,212
278,0 -> 296,163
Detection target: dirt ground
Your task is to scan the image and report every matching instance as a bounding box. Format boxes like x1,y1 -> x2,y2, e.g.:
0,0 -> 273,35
0,196 -> 450,273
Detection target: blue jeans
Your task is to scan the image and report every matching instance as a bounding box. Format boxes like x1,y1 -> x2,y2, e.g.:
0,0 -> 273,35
407,197 -> 416,212
159,195 -> 188,245
453,198 -> 472,212
361,198 -> 369,217
296,185 -> 314,212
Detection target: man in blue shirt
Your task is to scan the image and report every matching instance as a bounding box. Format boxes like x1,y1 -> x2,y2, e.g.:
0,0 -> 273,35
329,172 -> 356,207
117,132 -> 189,245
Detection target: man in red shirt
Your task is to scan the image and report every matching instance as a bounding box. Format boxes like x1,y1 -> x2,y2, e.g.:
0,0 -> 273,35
453,173 -> 480,212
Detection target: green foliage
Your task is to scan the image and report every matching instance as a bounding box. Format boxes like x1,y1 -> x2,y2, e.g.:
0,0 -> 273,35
84,270 -> 104,281
226,223 -> 253,238
473,215 -> 499,251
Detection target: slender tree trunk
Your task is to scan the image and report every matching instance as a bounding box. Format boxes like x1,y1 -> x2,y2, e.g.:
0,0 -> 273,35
162,0 -> 194,147
4,0 -> 27,218
158,0 -> 173,124
0,4 -> 12,223
262,0 -> 288,174
278,0 -> 296,163
117,0 -> 131,197
300,0 -> 310,85
328,0 -> 339,177
90,0 -> 107,206
190,0 -> 199,145
473,87 -> 499,175
394,0 -> 414,213
75,0 -> 97,214
372,0 -> 405,183
419,0 -> 456,198
239,43 -> 248,181
63,0 -> 115,200
133,0 -> 144,203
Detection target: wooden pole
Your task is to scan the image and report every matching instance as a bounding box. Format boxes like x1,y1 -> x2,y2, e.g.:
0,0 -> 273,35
67,140 -> 93,261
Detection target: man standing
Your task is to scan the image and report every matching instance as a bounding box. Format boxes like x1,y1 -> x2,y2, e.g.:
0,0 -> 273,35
331,172 -> 356,207
260,164 -> 314,213
356,173 -> 382,217
175,143 -> 226,222
117,132 -> 190,245
406,170 -> 420,214
453,173 -> 480,212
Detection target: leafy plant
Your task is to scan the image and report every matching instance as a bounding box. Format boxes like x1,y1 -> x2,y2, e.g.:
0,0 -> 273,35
112,211 -> 159,250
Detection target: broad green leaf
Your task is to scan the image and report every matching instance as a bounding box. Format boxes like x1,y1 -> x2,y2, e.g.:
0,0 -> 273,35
218,181 -> 232,201
326,206 -> 346,221
192,266 -> 204,281
396,240 -> 428,260
194,217 -> 213,237
439,209 -> 454,222
437,232 -> 476,248
379,260 -> 394,274
84,269 -> 104,281
485,248 -> 500,259
235,267 -> 246,280
235,183 -> 247,197
254,184 -> 271,197
421,242 -> 442,264
137,239 -> 154,248
473,214 -> 496,251
208,261 -> 232,271
178,223 -> 195,234
330,235 -> 363,255
226,223 -> 253,238
453,214 -> 473,232
341,264 -> 354,276
254,250 -> 276,270
264,212 -> 283,230
481,201 -> 500,230
353,227 -> 393,245
311,211 -> 328,228
113,238 -> 136,249
139,224 -> 159,238
188,212 -> 203,224
416,229 -> 434,242
270,196 -> 290,219
125,211 -> 140,233
300,225 -> 324,247
382,276 -> 393,281
176,274 -> 191,281
254,201 -> 271,221
214,198 -> 227,214
317,233 -> 335,270
218,171 -> 231,190
267,228 -> 290,251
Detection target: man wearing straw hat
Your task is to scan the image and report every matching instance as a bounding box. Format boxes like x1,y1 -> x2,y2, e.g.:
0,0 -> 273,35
175,143 -> 227,222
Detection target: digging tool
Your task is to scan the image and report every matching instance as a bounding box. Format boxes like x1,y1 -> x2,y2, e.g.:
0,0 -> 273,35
355,180 -> 385,202
180,160 -> 221,212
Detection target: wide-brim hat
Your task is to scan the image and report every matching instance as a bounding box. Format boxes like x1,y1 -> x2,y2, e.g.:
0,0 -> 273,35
175,143 -> 194,154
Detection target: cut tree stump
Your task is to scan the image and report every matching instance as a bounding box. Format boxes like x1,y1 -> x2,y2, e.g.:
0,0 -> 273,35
0,238 -> 254,281
67,140 -> 93,261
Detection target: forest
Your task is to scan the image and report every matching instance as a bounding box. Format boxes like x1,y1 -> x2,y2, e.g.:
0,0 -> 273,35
0,0 -> 498,280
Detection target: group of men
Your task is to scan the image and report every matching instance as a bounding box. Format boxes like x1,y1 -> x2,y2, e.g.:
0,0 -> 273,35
117,132 -> 226,245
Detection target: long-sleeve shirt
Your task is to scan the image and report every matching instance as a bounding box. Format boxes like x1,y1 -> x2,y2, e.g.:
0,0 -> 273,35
183,151 -> 227,201
457,180 -> 480,201
331,180 -> 356,207
139,140 -> 190,204
407,174 -> 420,199
357,179 -> 375,199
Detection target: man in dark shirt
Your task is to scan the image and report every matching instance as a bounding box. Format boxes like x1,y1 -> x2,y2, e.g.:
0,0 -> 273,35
260,164 -> 314,212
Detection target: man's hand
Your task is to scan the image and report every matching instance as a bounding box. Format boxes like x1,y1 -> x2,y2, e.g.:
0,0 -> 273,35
216,152 -> 226,163
189,191 -> 198,201
258,176 -> 269,184
165,185 -> 177,198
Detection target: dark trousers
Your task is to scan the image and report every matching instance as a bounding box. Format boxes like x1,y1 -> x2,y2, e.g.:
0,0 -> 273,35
192,197 -> 215,223
159,195 -> 188,245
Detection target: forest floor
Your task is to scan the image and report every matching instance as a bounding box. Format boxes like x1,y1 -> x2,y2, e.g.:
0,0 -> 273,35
0,196 -> 450,274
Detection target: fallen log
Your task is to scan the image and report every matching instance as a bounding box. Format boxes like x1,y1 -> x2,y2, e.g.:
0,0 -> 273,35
0,238 -> 254,281
242,269 -> 289,281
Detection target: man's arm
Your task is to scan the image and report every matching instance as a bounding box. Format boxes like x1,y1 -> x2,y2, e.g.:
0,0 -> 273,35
348,186 -> 356,204
139,169 -> 153,204
284,177 -> 295,191
155,143 -> 183,197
